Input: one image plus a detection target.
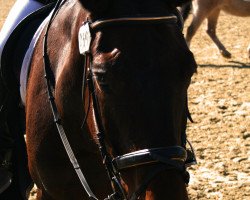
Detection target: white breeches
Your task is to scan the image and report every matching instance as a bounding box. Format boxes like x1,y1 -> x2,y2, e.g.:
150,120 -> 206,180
0,0 -> 44,62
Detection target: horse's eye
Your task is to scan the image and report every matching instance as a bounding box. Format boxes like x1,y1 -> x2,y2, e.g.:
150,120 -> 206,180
93,73 -> 112,94
99,82 -> 111,94
94,73 -> 106,84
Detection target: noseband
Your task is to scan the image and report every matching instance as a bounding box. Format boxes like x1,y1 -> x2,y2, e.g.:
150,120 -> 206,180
43,1 -> 195,200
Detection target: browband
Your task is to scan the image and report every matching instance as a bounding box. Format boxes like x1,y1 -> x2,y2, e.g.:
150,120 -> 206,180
91,15 -> 178,30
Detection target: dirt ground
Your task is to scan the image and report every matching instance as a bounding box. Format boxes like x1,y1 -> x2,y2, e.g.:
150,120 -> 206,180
185,10 -> 250,200
1,1 -> 249,200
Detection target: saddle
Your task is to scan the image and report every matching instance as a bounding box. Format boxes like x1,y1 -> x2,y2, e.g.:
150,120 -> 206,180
0,2 -> 56,100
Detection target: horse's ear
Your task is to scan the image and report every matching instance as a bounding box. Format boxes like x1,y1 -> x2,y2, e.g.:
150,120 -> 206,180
79,0 -> 112,14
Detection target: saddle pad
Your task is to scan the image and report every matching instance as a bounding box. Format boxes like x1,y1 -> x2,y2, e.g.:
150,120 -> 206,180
0,2 -> 56,97
20,16 -> 50,106
20,1 -> 67,105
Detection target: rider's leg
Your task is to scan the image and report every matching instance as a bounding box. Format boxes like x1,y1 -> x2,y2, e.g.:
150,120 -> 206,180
0,0 -> 44,194
0,109 -> 13,194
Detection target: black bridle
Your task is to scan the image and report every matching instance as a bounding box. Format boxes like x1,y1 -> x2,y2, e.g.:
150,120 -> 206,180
42,1 -> 196,200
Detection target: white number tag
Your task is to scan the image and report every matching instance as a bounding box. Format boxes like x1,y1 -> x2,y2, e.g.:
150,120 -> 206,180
78,23 -> 92,55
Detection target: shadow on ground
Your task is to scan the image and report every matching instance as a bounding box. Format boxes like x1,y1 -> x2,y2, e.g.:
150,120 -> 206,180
198,61 -> 250,69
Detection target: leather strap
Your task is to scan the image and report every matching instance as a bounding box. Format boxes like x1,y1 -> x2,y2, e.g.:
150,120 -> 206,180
113,146 -> 187,171
43,1 -> 98,199
36,0 -> 57,5
91,16 -> 177,30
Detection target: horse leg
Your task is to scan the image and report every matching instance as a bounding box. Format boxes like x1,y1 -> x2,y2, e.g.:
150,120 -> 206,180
185,1 -> 208,47
206,8 -> 231,58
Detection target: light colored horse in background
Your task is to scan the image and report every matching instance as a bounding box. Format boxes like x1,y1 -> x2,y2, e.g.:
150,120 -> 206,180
185,0 -> 250,58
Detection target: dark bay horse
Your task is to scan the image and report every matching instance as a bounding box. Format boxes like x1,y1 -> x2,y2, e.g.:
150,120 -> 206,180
25,0 -> 197,199
184,0 -> 250,58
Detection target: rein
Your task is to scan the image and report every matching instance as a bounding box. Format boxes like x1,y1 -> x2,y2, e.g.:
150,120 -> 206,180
42,1 -> 196,199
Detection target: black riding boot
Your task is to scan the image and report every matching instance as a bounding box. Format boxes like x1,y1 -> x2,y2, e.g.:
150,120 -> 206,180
0,86 -> 32,199
0,151 -> 13,194
0,75 -> 13,193
0,109 -> 13,194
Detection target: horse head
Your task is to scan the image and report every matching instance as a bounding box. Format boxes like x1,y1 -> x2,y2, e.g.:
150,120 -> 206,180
78,0 -> 197,199
26,0 -> 197,199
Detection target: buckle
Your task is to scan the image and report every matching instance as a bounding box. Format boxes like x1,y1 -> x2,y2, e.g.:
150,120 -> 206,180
185,149 -> 197,167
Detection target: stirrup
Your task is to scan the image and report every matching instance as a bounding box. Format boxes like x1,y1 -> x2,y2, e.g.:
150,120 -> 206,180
0,168 -> 12,194
0,150 -> 13,193
185,139 -> 197,167
185,150 -> 197,167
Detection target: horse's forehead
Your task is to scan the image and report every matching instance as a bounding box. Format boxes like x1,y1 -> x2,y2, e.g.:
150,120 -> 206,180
110,0 -> 172,15
92,33 -> 195,80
